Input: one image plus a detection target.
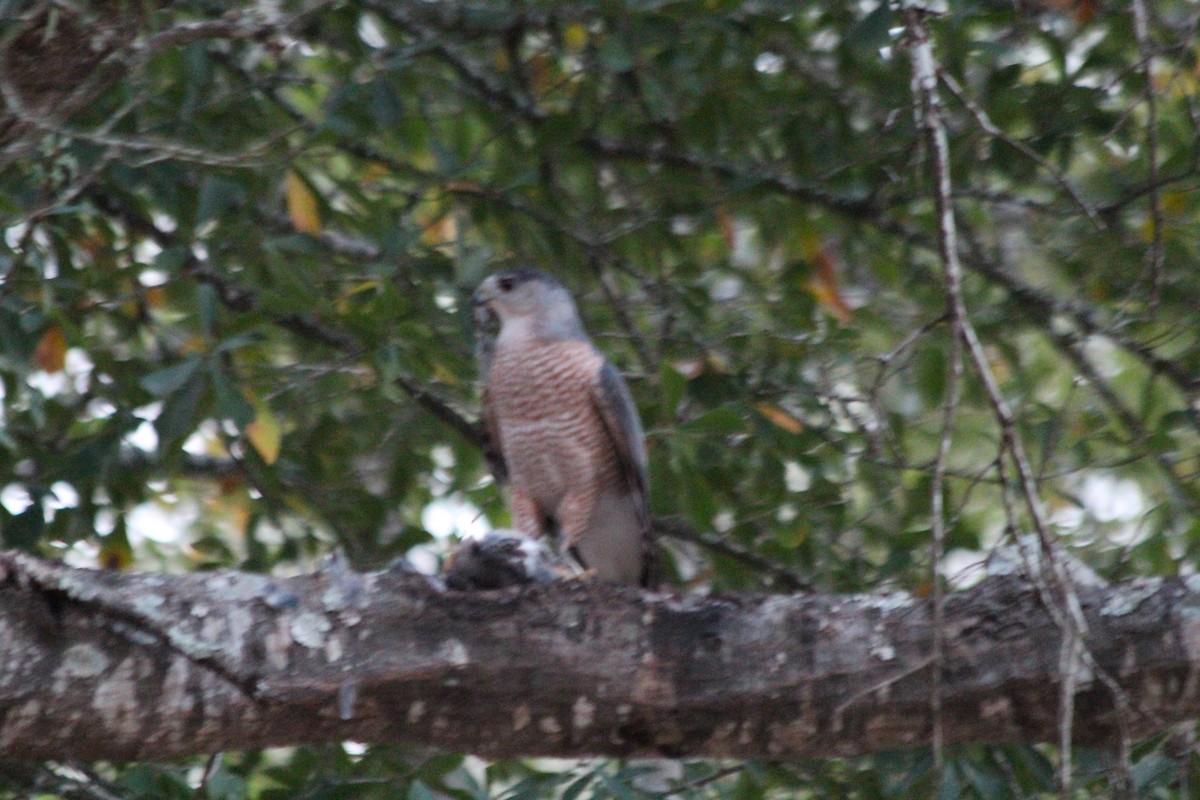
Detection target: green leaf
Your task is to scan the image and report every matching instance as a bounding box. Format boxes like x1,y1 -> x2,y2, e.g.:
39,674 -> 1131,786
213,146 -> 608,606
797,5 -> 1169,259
155,370 -> 206,447
598,37 -> 635,71
560,771 -> 597,800
408,780 -> 438,800
684,406 -> 744,435
847,4 -> 894,54
2,504 -> 44,551
209,365 -> 256,427
141,359 -> 202,397
1132,751 -> 1176,794
198,283 -> 218,337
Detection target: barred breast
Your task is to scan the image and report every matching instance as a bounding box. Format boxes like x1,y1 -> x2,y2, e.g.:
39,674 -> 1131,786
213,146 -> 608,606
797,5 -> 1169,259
486,337 -> 622,514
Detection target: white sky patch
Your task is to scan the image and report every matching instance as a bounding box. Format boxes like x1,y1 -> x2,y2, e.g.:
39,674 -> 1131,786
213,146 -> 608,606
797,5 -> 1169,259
431,445 -> 455,469
48,481 -> 80,510
138,268 -> 169,287
1082,335 -> 1120,378
123,420 -> 159,453
357,13 -> 387,48
134,239 -> 163,264
1,484 -> 33,515
66,347 -> 94,384
405,546 -> 439,575
151,211 -> 177,233
183,420 -> 222,456
729,219 -> 758,269
785,461 -> 811,492
1065,27 -> 1106,77
422,496 -> 492,540
1079,474 -> 1145,523
941,549 -> 988,589
63,539 -> 100,568
134,401 -> 163,421
754,52 -> 785,74
710,276 -> 742,301
671,216 -> 697,236
127,501 -> 194,545
712,510 -> 735,533
26,370 -> 69,397
4,223 -> 28,248
94,508 -> 117,535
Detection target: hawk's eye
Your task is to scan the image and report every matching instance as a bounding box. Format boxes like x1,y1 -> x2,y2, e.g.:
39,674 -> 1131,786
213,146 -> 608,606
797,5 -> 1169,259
498,276 -> 515,292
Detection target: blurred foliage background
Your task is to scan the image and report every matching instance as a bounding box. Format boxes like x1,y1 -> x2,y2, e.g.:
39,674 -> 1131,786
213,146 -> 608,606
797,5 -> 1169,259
2,0 -> 1200,797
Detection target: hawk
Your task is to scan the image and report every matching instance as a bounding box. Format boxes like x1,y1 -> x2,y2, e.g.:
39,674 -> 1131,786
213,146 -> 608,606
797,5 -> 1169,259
472,270 -> 655,586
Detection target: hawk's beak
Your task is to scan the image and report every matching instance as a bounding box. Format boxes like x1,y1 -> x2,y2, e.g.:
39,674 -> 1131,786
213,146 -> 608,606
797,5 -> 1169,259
472,280 -> 496,308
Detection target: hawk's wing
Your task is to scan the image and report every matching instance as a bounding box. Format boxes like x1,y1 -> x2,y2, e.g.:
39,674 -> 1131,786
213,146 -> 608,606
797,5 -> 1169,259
590,359 -> 657,585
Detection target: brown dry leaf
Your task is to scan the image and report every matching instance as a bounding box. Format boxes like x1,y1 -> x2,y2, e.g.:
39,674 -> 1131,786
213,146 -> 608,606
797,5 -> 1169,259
218,473 -> 243,495
33,325 -> 66,373
361,161 -> 391,183
806,246 -> 853,323
285,170 -> 321,234
716,205 -> 736,251
445,179 -> 483,193
755,403 -> 804,434
144,286 -> 167,309
528,52 -> 553,96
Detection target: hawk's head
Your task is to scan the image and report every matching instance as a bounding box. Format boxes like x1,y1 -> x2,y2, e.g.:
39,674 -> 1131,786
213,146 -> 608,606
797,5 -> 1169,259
472,270 -> 585,340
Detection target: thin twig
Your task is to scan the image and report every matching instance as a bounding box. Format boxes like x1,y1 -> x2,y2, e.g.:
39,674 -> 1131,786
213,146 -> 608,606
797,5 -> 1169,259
902,7 -> 1090,795
651,516 -> 814,592
938,69 -> 1102,230
1131,0 -> 1165,306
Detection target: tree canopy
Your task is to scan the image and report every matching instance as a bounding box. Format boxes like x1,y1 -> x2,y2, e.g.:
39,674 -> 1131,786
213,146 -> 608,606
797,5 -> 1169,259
2,0 -> 1200,797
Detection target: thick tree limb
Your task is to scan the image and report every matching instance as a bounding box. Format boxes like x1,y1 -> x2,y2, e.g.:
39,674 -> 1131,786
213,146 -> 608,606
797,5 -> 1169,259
2,550 -> 1199,763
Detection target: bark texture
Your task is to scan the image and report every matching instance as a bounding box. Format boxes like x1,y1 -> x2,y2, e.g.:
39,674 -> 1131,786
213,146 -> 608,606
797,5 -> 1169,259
1,550 -> 1198,762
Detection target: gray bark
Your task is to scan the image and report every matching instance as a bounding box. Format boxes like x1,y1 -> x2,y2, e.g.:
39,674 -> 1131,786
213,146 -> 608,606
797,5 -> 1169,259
1,550 -> 1198,762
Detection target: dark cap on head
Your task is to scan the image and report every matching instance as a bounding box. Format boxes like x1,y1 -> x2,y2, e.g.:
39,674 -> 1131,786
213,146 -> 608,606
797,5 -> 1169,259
494,269 -> 563,288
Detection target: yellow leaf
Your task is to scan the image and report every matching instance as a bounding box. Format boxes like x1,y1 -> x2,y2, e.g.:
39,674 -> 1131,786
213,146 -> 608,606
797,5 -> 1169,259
706,353 -> 730,373
420,213 -> 458,246
1161,192 -> 1186,215
336,280 -> 381,312
246,394 -> 282,464
98,535 -> 133,570
285,170 -> 321,234
433,362 -> 461,385
179,334 -> 207,354
362,161 -> 391,183
33,325 -> 66,373
563,23 -> 588,53
755,403 -> 804,435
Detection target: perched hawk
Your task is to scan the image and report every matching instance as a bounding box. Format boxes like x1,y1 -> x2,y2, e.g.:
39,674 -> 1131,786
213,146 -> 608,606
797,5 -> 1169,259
473,270 -> 654,586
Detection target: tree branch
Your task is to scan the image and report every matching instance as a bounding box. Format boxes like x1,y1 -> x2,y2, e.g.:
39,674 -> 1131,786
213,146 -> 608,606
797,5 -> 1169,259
2,550 -> 1199,763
